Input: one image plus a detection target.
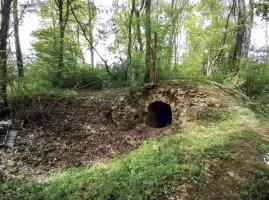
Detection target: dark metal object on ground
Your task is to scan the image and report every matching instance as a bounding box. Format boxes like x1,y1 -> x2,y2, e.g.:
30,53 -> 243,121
0,120 -> 17,147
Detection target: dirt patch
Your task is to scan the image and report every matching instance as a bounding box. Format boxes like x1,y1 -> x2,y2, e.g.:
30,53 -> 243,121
0,93 -> 174,177
173,139 -> 267,200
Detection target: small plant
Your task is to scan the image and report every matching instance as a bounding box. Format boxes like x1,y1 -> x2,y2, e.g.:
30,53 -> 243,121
242,170 -> 269,200
257,143 -> 269,155
188,165 -> 201,177
203,144 -> 231,159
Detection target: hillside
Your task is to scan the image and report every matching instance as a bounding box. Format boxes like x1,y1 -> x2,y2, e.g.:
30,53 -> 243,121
0,81 -> 269,200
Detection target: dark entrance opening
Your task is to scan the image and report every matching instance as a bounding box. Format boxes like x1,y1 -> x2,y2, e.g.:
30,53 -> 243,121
146,101 -> 172,128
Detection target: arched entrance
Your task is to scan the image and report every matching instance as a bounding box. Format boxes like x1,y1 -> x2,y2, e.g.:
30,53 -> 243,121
145,101 -> 172,128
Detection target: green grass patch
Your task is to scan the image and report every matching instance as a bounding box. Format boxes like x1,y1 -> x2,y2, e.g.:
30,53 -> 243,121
257,142 -> 269,156
199,108 -> 235,123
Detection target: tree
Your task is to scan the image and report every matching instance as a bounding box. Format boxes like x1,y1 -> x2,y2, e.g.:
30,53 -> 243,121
0,0 -> 13,105
135,0 -> 144,52
86,0 -> 96,68
53,0 -> 71,84
255,0 -> 269,20
13,0 -> 24,77
144,0 -> 151,83
125,0 -> 135,80
230,0 -> 247,72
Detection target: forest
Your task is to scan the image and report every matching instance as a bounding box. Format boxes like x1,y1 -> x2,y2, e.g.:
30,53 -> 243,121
0,0 -> 269,199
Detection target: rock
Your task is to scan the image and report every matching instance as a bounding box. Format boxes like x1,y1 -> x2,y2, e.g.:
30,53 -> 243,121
127,139 -> 137,147
228,171 -> 235,178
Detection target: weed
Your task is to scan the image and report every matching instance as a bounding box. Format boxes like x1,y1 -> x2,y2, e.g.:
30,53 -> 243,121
257,143 -> 269,156
242,170 -> 269,200
203,144 -> 231,159
200,108 -> 234,122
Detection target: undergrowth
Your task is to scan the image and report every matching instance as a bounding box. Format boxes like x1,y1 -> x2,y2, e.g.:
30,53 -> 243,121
1,101 -> 268,199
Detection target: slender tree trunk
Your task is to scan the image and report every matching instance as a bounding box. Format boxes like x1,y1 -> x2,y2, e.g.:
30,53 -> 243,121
265,23 -> 269,62
135,9 -> 143,52
57,0 -> 64,83
124,0 -> 135,80
89,30 -> 94,67
243,0 -> 254,57
136,0 -> 144,52
150,32 -> 157,83
87,0 -> 95,68
167,0 -> 175,69
13,0 -> 24,77
0,0 -> 13,105
76,25 -> 85,63
54,0 -> 70,85
144,0 -> 151,83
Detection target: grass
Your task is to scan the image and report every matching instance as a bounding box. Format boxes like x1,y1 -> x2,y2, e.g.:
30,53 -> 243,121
1,103 -> 269,199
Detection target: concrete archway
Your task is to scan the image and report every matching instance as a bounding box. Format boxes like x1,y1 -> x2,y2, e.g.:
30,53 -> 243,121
146,101 -> 172,128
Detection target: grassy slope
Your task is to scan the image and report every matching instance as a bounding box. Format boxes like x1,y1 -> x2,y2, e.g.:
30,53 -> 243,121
1,97 -> 269,200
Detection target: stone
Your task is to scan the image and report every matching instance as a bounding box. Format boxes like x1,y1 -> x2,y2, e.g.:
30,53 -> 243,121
110,81 -> 227,130
228,171 -> 235,178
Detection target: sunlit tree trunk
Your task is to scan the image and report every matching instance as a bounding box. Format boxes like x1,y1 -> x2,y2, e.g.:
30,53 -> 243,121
13,0 -> 24,77
135,0 -> 144,52
0,0 -> 13,105
87,0 -> 95,68
243,0 -> 254,57
167,0 -> 175,69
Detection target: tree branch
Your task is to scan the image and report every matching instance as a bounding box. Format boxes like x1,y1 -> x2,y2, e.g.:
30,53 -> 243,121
70,3 -> 114,78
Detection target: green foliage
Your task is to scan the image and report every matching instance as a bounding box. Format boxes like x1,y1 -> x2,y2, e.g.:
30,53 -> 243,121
188,165 -> 201,177
0,179 -> 46,200
27,26 -> 108,90
257,142 -> 269,155
242,170 -> 269,200
199,108 -> 234,122
255,0 -> 269,21
239,59 -> 269,96
8,64 -> 107,100
203,144 -> 231,159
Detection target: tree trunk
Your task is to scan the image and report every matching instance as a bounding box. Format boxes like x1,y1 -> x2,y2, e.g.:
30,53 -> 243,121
144,0 -> 151,83
243,0 -> 254,57
135,0 -> 144,52
89,32 -> 94,67
54,0 -> 70,85
0,0 -> 13,105
230,0 -> 246,72
150,32 -> 157,83
57,0 -> 64,83
167,0 -> 175,69
87,0 -> 95,68
13,0 -> 24,77
124,0 -> 135,80
76,25 -> 85,64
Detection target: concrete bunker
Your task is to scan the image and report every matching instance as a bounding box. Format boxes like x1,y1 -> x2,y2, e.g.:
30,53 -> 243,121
146,101 -> 172,128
